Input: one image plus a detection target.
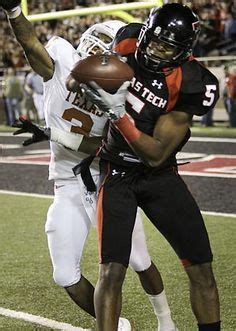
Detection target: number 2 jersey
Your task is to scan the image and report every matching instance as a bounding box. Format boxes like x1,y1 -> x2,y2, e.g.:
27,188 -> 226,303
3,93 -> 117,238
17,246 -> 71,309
100,23 -> 220,168
44,36 -> 108,180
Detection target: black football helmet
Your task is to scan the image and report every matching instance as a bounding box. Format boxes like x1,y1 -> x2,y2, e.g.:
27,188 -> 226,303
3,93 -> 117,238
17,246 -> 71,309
135,3 -> 200,73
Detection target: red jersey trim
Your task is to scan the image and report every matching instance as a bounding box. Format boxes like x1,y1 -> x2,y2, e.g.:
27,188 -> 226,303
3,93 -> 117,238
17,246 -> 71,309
181,259 -> 192,267
165,67 -> 182,112
114,38 -> 137,55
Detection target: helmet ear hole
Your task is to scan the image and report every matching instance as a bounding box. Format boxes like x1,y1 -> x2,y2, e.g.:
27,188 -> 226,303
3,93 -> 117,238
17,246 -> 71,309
135,3 -> 200,73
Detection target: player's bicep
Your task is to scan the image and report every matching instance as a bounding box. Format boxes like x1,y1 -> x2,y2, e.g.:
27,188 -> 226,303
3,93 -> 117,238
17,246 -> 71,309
153,111 -> 192,154
25,39 -> 54,81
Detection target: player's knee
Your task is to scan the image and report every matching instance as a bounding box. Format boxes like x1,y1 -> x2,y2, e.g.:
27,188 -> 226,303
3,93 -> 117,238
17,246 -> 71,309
129,231 -> 151,271
130,215 -> 151,271
185,262 -> 217,290
129,254 -> 151,272
99,263 -> 126,290
53,267 -> 81,287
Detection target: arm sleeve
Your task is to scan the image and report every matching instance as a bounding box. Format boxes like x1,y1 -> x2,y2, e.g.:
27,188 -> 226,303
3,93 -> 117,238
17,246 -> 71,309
50,126 -> 83,151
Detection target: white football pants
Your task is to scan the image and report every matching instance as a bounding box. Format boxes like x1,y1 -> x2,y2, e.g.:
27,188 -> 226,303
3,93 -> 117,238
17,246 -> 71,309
45,176 -> 151,287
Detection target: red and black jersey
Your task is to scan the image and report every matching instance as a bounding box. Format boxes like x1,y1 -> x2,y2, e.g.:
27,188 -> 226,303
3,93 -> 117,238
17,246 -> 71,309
101,23 -> 219,167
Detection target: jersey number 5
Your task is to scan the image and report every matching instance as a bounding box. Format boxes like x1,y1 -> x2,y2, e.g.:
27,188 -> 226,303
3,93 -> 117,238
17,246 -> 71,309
203,85 -> 217,107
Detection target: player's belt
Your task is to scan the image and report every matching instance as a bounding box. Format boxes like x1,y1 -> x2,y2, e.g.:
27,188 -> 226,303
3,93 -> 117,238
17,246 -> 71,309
73,155 -> 96,192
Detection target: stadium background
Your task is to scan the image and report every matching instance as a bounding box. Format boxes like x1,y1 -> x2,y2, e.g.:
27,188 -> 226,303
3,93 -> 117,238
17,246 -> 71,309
0,0 -> 235,330
0,0 -> 236,125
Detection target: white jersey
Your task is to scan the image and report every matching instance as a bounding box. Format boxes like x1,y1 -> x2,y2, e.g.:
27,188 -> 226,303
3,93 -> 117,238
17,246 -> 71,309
44,36 -> 108,180
44,37 -> 152,288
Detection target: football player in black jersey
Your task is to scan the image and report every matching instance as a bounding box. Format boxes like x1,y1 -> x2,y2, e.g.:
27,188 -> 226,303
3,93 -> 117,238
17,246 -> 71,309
82,3 -> 221,331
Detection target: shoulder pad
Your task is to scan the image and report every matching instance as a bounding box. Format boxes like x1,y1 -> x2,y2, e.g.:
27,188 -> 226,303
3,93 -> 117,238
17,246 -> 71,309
181,60 -> 218,94
112,23 -> 143,56
175,60 -> 219,116
45,36 -> 77,63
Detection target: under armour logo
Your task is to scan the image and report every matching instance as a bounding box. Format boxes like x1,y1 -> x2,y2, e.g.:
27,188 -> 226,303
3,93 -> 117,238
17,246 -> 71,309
152,80 -> 163,89
112,169 -> 125,177
154,26 -> 161,36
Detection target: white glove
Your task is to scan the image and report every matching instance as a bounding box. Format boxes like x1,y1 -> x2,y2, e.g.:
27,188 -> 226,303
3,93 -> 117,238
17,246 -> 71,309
81,81 -> 130,121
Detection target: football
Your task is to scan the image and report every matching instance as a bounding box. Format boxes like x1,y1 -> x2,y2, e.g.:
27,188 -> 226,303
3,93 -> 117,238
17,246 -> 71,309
70,54 -> 134,92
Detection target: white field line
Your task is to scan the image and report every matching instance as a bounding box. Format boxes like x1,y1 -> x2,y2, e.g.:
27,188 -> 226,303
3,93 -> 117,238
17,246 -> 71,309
0,307 -> 92,330
0,190 -> 235,218
189,137 -> 236,143
0,190 -> 53,199
0,144 -> 22,149
178,171 -> 236,178
2,132 -> 236,143
201,210 -> 236,218
0,132 -> 31,137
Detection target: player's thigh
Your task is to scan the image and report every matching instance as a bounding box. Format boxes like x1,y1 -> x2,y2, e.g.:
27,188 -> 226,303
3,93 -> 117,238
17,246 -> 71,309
98,163 -> 137,267
141,171 -> 212,265
45,183 -> 91,266
77,172 -> 99,227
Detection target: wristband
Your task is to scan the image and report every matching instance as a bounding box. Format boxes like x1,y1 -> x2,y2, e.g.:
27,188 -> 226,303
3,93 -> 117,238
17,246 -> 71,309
7,5 -> 22,19
114,113 -> 141,143
50,127 -> 84,151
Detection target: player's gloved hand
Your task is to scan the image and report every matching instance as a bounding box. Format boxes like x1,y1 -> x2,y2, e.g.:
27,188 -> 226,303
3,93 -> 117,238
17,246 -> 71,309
0,0 -> 21,11
81,81 -> 130,121
12,116 -> 50,146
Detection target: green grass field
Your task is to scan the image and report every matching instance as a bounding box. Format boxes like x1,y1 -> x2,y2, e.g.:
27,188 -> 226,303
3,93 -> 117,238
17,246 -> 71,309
0,193 -> 235,330
190,124 -> 236,138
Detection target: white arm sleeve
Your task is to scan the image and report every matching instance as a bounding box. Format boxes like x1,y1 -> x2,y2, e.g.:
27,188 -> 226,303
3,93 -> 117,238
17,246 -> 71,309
50,127 -> 83,151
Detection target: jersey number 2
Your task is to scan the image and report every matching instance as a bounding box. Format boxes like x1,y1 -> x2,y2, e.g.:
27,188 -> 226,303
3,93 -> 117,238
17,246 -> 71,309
62,107 -> 93,136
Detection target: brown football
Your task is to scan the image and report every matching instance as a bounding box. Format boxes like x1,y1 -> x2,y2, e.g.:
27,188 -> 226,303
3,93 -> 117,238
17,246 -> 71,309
70,54 -> 134,92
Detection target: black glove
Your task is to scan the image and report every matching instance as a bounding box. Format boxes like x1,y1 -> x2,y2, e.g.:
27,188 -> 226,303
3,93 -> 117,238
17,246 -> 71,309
12,116 -> 50,146
0,0 -> 21,11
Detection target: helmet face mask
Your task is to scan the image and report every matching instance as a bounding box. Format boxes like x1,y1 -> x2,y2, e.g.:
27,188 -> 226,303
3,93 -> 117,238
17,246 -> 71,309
146,39 -> 177,61
77,31 -> 113,58
77,20 -> 126,59
136,3 -> 200,73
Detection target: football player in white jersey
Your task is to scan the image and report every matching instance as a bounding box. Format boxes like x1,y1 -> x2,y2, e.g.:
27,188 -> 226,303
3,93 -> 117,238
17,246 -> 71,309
4,2 -> 178,330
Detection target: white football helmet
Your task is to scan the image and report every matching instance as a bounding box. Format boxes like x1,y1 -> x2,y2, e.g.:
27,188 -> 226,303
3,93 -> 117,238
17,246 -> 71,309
77,20 -> 126,59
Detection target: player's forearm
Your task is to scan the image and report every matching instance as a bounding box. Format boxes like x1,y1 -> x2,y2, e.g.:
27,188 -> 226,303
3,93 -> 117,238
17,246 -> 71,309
9,13 -> 35,49
50,127 -> 102,154
9,13 -> 53,80
115,110 -> 191,167
129,133 -> 169,167
79,136 -> 103,155
113,115 -> 166,167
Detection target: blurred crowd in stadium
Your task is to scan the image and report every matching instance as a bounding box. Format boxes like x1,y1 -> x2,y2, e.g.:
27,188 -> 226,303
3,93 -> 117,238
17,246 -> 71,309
0,0 -> 236,69
0,0 -> 236,127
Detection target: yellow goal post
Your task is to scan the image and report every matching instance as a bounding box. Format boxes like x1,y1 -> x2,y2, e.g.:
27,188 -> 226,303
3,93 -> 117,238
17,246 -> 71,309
21,0 -> 163,23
